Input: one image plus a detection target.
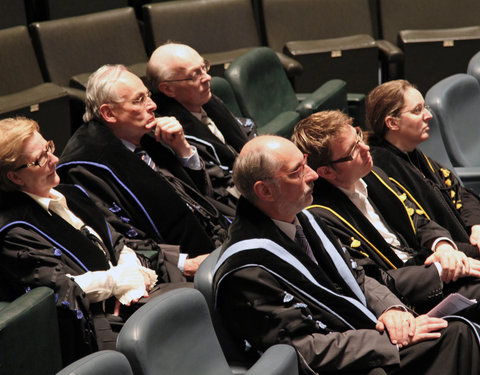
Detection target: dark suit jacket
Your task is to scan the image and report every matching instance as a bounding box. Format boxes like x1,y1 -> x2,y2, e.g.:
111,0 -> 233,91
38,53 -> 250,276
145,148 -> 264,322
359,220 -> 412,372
370,140 -> 480,246
58,120 -> 228,257
214,197 -> 403,374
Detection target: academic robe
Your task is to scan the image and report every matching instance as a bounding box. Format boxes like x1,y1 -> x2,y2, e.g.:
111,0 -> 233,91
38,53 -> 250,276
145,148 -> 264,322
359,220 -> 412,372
370,139 -> 480,246
213,198 -> 480,374
58,120 -> 229,257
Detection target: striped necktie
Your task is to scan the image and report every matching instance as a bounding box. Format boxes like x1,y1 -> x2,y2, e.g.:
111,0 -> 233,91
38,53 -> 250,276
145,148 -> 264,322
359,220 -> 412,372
200,113 -> 226,143
295,225 -> 318,264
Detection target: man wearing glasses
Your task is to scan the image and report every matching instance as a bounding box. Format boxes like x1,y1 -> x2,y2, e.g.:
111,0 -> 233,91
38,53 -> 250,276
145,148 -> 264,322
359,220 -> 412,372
292,110 -> 480,313
58,64 -> 229,273
213,134 -> 480,375
147,43 -> 256,209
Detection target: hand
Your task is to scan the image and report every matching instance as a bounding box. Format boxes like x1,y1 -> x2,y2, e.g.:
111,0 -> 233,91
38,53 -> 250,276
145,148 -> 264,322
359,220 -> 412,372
409,315 -> 447,345
376,308 -> 416,348
470,225 -> 480,251
464,258 -> 480,278
425,241 -> 469,283
183,254 -> 209,278
152,116 -> 193,158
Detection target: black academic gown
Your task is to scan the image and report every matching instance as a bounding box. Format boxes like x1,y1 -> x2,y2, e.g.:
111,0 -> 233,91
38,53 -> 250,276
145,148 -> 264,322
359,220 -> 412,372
58,120 -> 229,257
214,198 -> 480,374
370,139 -> 480,246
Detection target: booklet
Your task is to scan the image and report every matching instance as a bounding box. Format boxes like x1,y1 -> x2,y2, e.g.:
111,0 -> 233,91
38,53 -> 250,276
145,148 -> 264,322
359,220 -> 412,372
427,293 -> 476,318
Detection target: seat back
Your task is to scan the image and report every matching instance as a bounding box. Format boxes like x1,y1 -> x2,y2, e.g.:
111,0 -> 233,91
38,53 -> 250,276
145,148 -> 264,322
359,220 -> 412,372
0,25 -> 45,94
262,0 -> 379,93
29,7 -> 147,86
194,249 -> 254,370
425,73 -> 480,167
467,50 -> 480,83
225,47 -> 298,127
210,77 -> 243,118
57,350 -> 133,375
41,0 -> 128,20
378,0 -> 480,44
117,287 -> 232,375
142,0 -> 261,76
0,287 -> 62,375
0,0 -> 26,29
143,0 -> 260,53
263,0 -> 376,52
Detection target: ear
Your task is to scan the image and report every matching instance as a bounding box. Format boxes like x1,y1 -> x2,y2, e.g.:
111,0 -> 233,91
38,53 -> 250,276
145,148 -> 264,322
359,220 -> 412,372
385,115 -> 399,131
99,103 -> 117,124
7,170 -> 24,188
253,180 -> 276,202
316,165 -> 336,182
158,82 -> 176,98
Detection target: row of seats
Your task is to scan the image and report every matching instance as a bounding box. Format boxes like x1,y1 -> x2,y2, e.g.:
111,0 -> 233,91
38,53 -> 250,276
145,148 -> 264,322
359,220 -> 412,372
419,51 -> 480,195
0,262 -> 298,375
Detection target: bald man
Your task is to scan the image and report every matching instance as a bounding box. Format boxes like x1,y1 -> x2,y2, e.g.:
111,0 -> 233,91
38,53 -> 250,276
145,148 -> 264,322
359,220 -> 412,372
147,43 -> 255,208
213,135 -> 480,375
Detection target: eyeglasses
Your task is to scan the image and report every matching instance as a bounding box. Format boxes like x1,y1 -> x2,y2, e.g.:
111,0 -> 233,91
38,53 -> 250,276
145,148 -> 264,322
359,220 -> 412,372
325,127 -> 363,166
112,91 -> 152,106
271,154 -> 308,180
16,140 -> 55,170
397,104 -> 431,117
162,60 -> 211,84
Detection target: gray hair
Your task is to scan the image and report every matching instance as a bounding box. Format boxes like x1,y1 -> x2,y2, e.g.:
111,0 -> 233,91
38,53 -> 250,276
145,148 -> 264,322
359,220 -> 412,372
83,64 -> 129,123
232,144 -> 282,203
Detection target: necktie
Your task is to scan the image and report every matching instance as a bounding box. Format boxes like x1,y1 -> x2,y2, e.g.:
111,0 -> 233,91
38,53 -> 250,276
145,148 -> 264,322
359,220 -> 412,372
295,225 -> 318,264
134,147 -> 158,171
200,113 -> 226,144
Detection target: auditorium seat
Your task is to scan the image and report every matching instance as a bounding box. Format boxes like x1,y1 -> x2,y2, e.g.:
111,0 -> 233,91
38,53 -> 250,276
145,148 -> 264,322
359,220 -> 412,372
262,0 -> 382,94
57,351 -> 133,375
30,7 -> 147,90
0,25 -> 71,152
425,73 -> 480,168
116,287 -> 299,375
142,0 -> 301,78
225,47 -> 348,137
0,287 -> 62,375
378,0 -> 480,93
26,0 -> 128,21
0,0 -> 27,29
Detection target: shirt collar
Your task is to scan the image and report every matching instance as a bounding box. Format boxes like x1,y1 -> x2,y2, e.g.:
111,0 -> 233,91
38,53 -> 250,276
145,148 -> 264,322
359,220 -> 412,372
338,178 -> 368,200
24,188 -> 67,215
121,139 -> 136,152
273,217 -> 300,242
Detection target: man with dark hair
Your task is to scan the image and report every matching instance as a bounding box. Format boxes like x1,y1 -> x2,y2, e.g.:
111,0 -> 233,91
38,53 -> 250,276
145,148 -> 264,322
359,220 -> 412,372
292,110 -> 480,312
213,134 -> 480,374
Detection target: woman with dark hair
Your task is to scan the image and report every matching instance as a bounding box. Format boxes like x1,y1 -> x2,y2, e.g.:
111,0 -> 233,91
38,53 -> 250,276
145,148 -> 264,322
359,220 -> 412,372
367,80 -> 480,258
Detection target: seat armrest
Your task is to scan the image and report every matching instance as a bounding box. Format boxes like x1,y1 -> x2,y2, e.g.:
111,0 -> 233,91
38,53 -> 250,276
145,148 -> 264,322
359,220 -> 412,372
245,344 -> 298,375
275,52 -> 303,77
399,26 -> 480,45
285,34 -> 375,56
258,111 -> 301,137
376,39 -> 403,63
296,79 -> 347,118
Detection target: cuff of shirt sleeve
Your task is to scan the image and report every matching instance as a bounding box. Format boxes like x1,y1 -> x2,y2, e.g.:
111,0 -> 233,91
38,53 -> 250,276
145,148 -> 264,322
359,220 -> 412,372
433,261 -> 443,276
180,145 -> 202,170
178,253 -> 188,273
431,237 -> 457,251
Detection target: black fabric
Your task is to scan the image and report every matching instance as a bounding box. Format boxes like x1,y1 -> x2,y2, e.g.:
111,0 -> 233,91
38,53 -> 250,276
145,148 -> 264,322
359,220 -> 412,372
370,139 -> 480,253
58,121 -> 229,256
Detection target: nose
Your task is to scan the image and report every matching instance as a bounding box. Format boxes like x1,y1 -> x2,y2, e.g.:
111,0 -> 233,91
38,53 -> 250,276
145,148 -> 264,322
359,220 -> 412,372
304,165 -> 318,182
145,96 -> 157,111
49,152 -> 59,166
424,107 -> 433,121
